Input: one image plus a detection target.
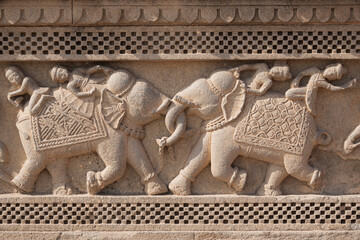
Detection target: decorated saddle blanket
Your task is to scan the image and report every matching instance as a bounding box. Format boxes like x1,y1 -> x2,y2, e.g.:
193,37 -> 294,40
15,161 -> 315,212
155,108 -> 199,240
233,97 -> 311,155
31,89 -> 107,151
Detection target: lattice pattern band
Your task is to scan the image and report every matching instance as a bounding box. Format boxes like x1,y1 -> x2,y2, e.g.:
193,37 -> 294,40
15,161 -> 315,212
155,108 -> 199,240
1,26 -> 359,61
0,195 -> 359,232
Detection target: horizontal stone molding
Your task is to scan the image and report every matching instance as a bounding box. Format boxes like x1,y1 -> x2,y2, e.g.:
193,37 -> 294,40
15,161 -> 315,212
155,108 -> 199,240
1,231 -> 360,239
1,0 -> 360,26
0,25 -> 359,61
0,194 -> 359,232
0,0 -> 72,26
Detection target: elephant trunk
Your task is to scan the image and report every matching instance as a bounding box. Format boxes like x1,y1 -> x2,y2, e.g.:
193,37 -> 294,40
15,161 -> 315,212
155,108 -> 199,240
157,100 -> 191,149
164,111 -> 186,146
165,101 -> 186,134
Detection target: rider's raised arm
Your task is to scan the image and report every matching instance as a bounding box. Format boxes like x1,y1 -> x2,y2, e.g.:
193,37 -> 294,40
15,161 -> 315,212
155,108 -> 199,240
67,78 -> 83,96
316,79 -> 355,91
71,67 -> 87,76
86,65 -> 114,77
290,67 -> 321,88
248,77 -> 273,96
257,78 -> 273,95
8,76 -> 34,97
235,63 -> 268,73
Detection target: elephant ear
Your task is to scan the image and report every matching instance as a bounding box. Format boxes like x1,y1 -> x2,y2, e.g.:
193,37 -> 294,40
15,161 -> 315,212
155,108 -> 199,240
221,80 -> 246,122
100,89 -> 126,129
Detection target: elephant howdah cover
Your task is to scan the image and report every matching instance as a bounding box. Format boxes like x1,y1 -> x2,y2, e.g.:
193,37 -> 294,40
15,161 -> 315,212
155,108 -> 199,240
31,89 -> 108,151
234,97 -> 311,155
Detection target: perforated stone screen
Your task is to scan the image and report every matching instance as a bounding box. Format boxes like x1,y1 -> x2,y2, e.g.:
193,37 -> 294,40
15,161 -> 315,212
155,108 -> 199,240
0,195 -> 358,232
0,26 -> 359,61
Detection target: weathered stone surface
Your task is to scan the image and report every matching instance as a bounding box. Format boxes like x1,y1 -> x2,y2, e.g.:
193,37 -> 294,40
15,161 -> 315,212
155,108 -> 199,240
0,0 -> 360,238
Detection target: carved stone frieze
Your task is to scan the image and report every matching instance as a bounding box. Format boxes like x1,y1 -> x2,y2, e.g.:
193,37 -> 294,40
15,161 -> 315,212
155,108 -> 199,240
1,0 -> 360,238
0,61 -> 357,198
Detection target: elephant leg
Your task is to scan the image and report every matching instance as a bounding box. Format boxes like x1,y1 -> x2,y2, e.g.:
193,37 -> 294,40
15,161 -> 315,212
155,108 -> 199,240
210,131 -> 247,192
283,154 -> 321,188
211,141 -> 247,192
169,132 -> 211,195
11,155 -> 48,193
47,159 -> 73,195
256,164 -> 288,196
88,133 -> 127,195
127,136 -> 168,195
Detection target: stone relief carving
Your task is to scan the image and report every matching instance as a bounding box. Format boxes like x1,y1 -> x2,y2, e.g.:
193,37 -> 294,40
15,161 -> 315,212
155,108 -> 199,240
4,65 -> 181,196
163,62 -> 357,196
1,62 -> 358,196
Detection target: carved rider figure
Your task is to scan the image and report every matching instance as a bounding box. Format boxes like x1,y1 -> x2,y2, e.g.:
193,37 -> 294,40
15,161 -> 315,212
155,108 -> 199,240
285,63 -> 355,116
236,61 -> 292,96
50,65 -> 114,118
5,66 -> 52,115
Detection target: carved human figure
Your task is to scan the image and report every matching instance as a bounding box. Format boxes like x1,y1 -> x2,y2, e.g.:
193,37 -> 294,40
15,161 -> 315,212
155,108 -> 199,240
163,66 -> 332,196
285,63 -> 355,116
5,66 -> 51,115
236,61 -> 292,96
50,65 -> 114,118
9,66 -> 178,195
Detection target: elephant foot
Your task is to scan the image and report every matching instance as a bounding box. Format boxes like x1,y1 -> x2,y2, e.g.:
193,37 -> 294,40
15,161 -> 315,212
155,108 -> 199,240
53,184 -> 74,195
308,169 -> 323,190
228,167 -> 247,192
169,173 -> 192,195
86,171 -> 104,195
144,175 -> 168,195
11,174 -> 34,193
256,183 -> 282,196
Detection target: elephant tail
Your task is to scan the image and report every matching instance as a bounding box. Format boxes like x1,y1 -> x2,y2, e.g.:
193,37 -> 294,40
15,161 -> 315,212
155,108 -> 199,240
315,130 -> 332,146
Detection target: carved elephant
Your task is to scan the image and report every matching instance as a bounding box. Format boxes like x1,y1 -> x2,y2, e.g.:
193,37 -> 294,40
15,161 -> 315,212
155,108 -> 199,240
10,69 -> 175,195
162,70 -> 331,196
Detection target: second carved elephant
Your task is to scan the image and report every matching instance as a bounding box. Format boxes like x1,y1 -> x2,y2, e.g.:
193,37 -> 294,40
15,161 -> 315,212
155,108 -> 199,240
163,69 -> 332,196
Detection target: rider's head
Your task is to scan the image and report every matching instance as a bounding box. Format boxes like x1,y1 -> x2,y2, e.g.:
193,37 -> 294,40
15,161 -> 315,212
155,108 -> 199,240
106,70 -> 135,97
269,61 -> 292,81
5,66 -> 24,86
50,66 -> 70,83
323,63 -> 347,81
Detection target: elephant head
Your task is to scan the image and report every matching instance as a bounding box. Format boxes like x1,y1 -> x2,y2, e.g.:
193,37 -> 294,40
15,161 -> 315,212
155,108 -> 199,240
164,69 -> 246,143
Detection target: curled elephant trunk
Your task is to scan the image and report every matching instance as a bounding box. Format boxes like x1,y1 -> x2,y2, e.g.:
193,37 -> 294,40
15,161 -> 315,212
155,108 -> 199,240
156,103 -> 187,174
165,101 -> 186,134
158,102 -> 187,148
156,100 -> 196,172
163,100 -> 196,146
